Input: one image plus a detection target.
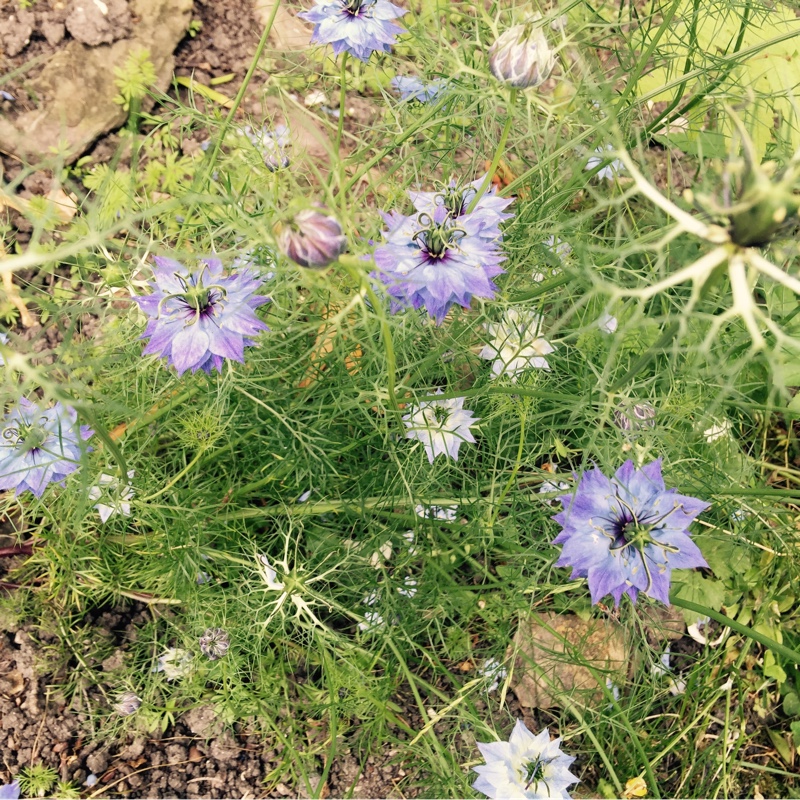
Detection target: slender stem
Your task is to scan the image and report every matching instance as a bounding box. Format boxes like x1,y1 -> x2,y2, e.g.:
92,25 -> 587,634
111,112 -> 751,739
335,53 -> 348,158
467,88 -> 517,213
138,449 -> 205,502
671,597 -> 800,664
201,0 -> 281,187
488,409 -> 526,529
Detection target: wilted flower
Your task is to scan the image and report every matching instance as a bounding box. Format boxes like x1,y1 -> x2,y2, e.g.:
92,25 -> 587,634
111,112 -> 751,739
135,257 -> 269,376
374,204 -> 507,324
473,720 -> 579,799
114,691 -> 142,716
480,309 -> 555,380
597,312 -> 618,334
153,648 -> 193,680
298,0 -> 406,62
258,554 -> 286,591
488,19 -> 556,89
278,208 -> 347,268
0,781 -> 20,800
415,504 -> 458,521
613,402 -> 656,432
391,76 -> 448,103
478,657 -> 508,693
88,470 -> 135,522
240,123 -> 290,171
703,419 -> 732,442
199,627 -> 230,660
585,145 -> 625,182
403,393 -> 479,463
553,459 -> 710,606
0,398 -> 93,498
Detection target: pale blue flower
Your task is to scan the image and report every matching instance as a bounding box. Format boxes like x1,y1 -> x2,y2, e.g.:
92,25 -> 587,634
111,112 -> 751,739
391,76 -> 448,103
585,145 -> 625,182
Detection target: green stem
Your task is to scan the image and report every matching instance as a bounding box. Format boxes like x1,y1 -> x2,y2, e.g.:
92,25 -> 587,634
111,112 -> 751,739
488,409 -> 526,529
671,597 -> 800,664
335,53 -> 349,213
201,1 -> 280,187
138,449 -> 205,503
466,88 -> 517,213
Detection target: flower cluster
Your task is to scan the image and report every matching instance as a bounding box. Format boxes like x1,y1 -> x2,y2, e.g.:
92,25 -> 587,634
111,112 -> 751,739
298,0 -> 406,62
552,460 -> 709,606
374,175 -> 513,323
0,399 -> 93,498
135,257 -> 269,376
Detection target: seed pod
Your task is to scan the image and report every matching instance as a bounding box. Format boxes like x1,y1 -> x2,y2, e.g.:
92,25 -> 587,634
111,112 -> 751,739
488,20 -> 555,89
278,209 -> 347,268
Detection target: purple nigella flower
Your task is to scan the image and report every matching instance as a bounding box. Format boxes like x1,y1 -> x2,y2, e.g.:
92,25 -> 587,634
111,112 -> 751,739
0,781 -> 20,800
134,257 -> 269,376
391,76 -> 448,103
374,203 -> 507,324
552,459 -> 709,607
0,398 -> 93,498
403,392 -> 478,463
298,0 -> 407,63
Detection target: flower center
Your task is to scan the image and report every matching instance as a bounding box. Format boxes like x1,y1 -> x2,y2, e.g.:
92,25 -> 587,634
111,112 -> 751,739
412,213 -> 464,260
342,0 -> 373,15
432,406 -> 450,424
3,419 -> 48,453
521,756 -> 550,791
181,284 -> 214,314
439,185 -> 472,217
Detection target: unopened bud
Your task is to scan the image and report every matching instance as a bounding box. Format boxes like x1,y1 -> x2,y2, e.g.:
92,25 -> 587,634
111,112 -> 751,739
488,20 -> 556,89
278,209 -> 347,269
613,402 -> 656,432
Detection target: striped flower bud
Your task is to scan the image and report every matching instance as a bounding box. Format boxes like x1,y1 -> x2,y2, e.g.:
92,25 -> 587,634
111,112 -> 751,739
488,19 -> 555,89
278,209 -> 347,269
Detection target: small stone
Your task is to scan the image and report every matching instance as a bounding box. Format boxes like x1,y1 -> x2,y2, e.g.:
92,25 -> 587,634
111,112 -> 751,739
86,751 -> 108,775
0,9 -> 34,56
41,19 -> 66,46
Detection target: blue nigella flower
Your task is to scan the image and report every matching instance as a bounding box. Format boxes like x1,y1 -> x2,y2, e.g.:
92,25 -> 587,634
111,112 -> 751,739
552,459 -> 709,606
298,0 -> 407,62
134,257 -> 269,376
0,781 -> 20,800
373,176 -> 513,324
391,76 -> 448,103
0,398 -> 93,498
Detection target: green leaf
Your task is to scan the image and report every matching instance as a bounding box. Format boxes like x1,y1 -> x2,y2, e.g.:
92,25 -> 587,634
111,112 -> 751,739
767,729 -> 792,764
652,131 -> 729,159
700,537 -> 752,583
791,720 -> 800,747
782,691 -> 800,717
671,572 -> 726,623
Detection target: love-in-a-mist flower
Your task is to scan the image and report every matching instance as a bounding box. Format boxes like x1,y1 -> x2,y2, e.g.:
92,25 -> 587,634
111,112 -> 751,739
88,470 -> 135,523
199,627 -> 230,660
552,460 -> 709,606
114,691 -> 142,716
596,312 -> 618,334
297,0 -> 406,62
0,782 -> 20,800
153,648 -> 193,681
0,398 -> 93,498
480,309 -> 555,380
403,393 -> 478,463
240,124 -> 290,171
473,720 -> 579,799
488,19 -> 556,89
277,208 -> 347,268
585,145 -> 625,182
135,257 -> 269,376
374,204 -> 507,324
391,76 -> 448,103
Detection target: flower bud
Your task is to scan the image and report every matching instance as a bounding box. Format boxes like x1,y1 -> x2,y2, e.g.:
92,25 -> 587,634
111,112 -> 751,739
613,402 -> 656,432
114,691 -> 142,716
278,209 -> 347,268
488,20 -> 555,89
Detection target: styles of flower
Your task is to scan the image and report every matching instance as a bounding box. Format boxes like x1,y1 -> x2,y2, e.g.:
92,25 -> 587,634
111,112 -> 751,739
473,720 -> 579,799
298,0 -> 406,62
374,176 -> 512,324
552,459 -> 709,606
199,627 -> 230,660
88,470 -> 135,523
0,398 -> 93,498
277,208 -> 347,269
391,76 -> 448,103
480,309 -> 555,380
488,18 -> 556,89
403,393 -> 478,463
134,257 -> 269,376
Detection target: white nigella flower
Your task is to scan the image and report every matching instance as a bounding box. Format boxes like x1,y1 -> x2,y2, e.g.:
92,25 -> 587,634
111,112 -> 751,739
153,648 -> 193,681
543,235 -> 571,262
397,575 -> 418,597
257,554 -> 286,591
358,610 -> 385,632
597,312 -> 618,334
473,720 -> 579,799
585,145 -> 625,182
478,657 -> 508,693
402,530 -> 418,556
415,504 -> 458,521
480,309 -> 555,380
88,471 -> 135,523
539,465 -> 569,505
703,419 -> 732,442
730,507 -> 749,523
403,393 -> 479,463
370,540 -> 393,568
